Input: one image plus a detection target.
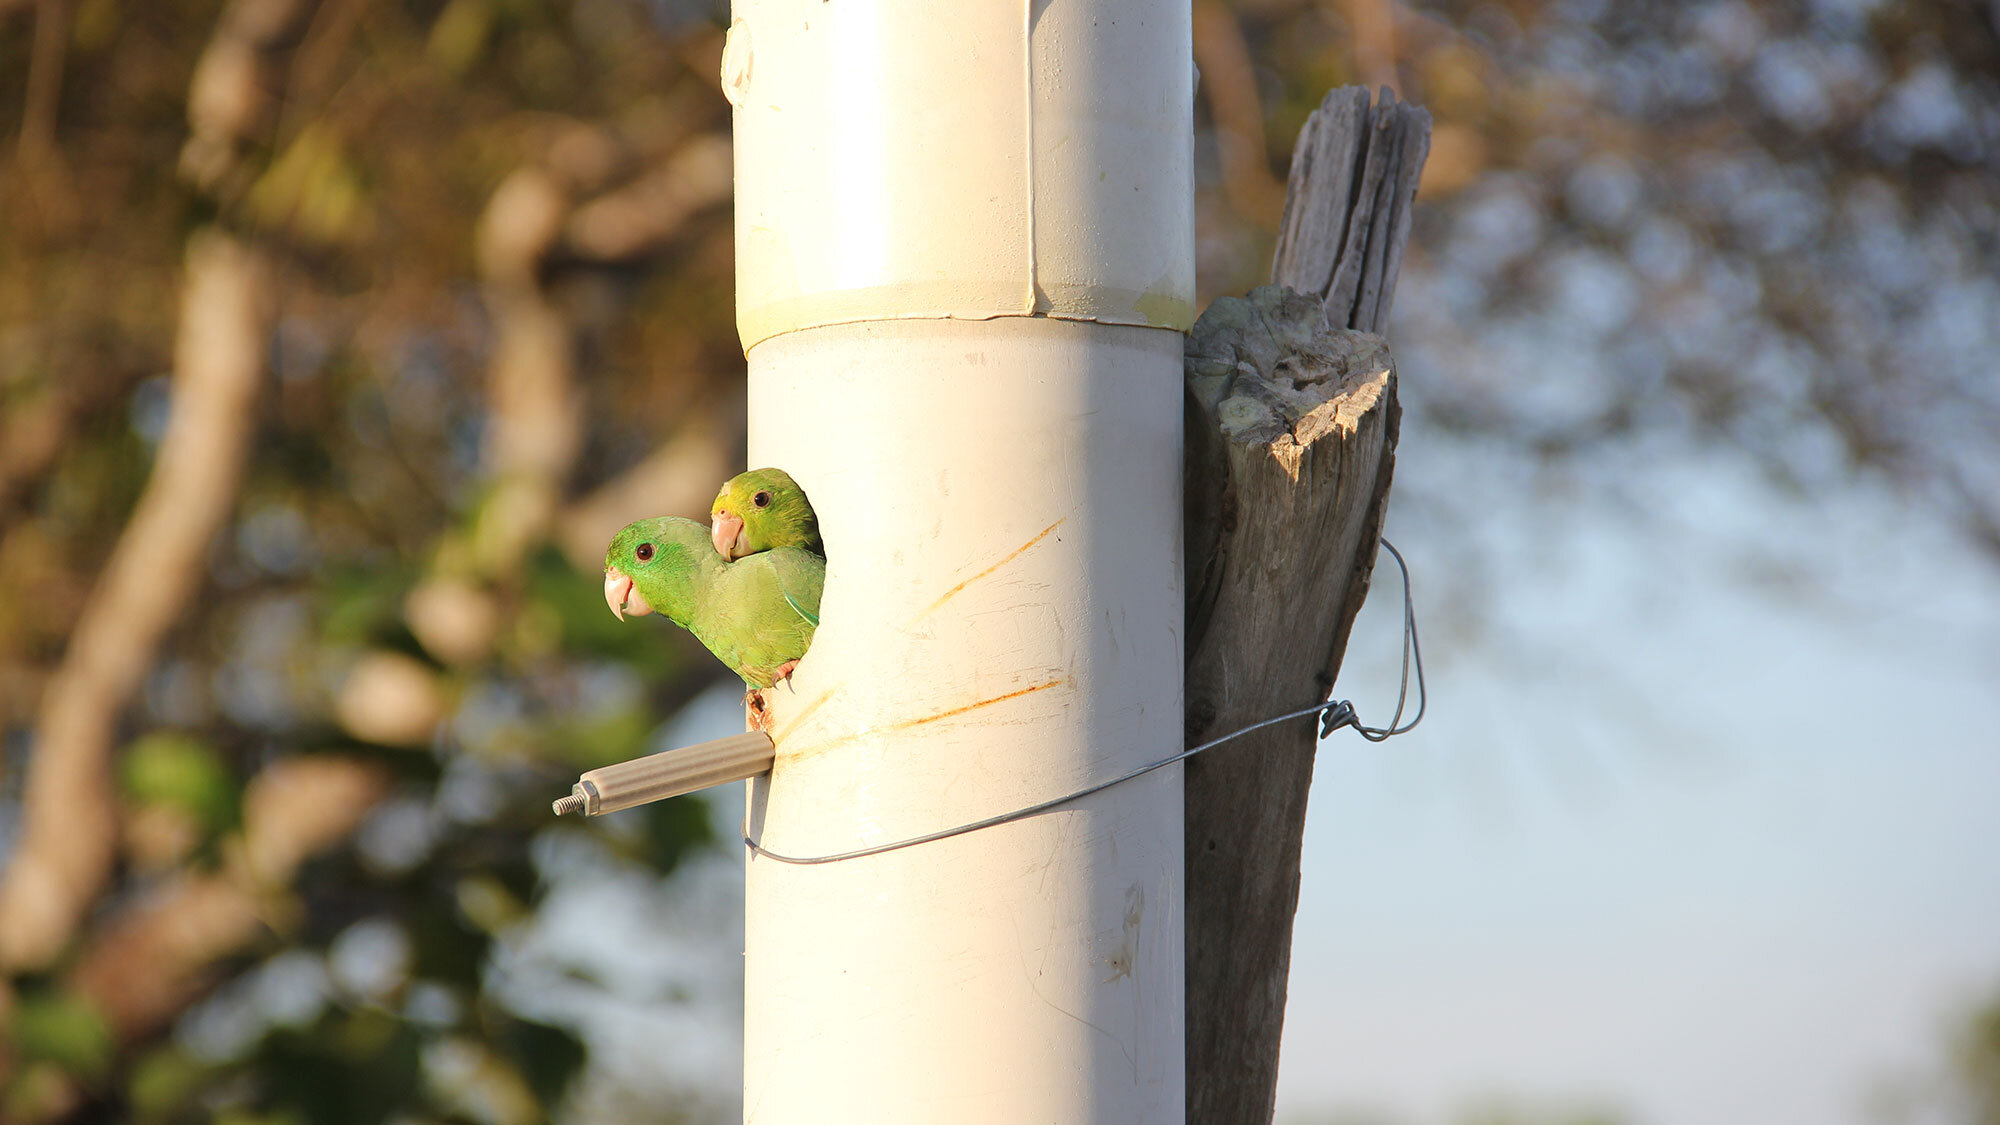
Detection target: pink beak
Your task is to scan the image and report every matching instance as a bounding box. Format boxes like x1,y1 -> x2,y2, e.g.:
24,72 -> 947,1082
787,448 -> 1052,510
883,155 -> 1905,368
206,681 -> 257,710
603,565 -> 654,621
711,509 -> 746,560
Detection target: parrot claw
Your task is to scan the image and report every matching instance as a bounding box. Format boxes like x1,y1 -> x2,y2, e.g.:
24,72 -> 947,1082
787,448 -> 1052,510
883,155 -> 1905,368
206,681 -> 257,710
744,689 -> 772,733
772,660 -> 800,692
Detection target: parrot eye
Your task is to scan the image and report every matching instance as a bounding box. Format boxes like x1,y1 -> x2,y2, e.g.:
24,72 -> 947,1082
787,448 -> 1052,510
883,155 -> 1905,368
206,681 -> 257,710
635,542 -> 655,562
752,490 -> 772,509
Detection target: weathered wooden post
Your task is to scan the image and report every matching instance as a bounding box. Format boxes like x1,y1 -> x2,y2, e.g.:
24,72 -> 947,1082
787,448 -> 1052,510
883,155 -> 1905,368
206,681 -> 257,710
725,1 -> 1194,1121
1183,87 -> 1431,1122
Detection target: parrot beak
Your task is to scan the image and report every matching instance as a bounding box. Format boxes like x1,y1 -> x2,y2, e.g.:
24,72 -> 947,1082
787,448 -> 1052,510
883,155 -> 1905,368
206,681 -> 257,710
603,566 -> 653,621
711,509 -> 746,561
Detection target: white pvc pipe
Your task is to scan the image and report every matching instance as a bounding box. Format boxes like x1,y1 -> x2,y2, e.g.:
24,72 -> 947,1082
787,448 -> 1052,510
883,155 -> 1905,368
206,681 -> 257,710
725,0 -> 1195,349
728,2 -> 1192,1122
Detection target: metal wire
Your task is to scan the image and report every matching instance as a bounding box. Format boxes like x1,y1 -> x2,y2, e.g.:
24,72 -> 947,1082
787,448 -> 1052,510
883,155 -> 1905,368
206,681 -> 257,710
744,538 -> 1426,866
1318,538 -> 1425,742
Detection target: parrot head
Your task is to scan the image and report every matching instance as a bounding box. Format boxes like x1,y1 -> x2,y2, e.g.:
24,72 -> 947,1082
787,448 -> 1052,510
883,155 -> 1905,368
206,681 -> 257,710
604,516 -> 705,621
710,467 -> 821,561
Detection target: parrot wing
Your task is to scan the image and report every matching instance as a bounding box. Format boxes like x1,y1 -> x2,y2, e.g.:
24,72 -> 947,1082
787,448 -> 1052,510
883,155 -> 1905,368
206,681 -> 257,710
689,546 -> 825,688
769,546 -> 823,628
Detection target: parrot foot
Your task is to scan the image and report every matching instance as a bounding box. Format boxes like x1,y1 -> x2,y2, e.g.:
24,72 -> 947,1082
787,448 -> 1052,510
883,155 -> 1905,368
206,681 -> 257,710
772,660 -> 800,691
744,689 -> 772,733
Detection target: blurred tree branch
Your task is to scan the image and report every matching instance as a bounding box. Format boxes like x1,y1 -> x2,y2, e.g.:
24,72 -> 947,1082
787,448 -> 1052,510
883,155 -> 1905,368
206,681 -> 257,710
5,0 -> 78,237
406,126 -> 735,667
1335,0 -> 1400,93
182,0 -> 317,196
14,0 -> 67,167
0,0 -> 320,976
1194,0 -> 1288,225
0,231 -> 273,972
1,1 -> 744,1118
566,134 -> 734,263
0,390 -> 80,518
558,394 -> 743,577
68,754 -> 391,1041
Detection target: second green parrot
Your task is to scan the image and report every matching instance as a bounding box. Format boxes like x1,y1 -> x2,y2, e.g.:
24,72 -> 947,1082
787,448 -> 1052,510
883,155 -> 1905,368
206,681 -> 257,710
710,467 -> 822,561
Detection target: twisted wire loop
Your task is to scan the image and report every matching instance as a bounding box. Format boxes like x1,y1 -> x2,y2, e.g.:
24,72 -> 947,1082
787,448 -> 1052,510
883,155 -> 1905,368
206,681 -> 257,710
743,539 -> 1427,866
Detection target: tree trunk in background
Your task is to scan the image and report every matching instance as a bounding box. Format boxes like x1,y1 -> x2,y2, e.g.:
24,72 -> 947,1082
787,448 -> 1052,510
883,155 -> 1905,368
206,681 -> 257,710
0,231 -> 272,972
1183,87 -> 1430,1124
0,0 -> 314,977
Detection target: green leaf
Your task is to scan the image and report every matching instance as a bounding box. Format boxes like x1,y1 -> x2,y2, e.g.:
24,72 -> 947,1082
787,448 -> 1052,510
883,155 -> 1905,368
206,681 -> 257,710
489,1016 -> 585,1110
128,1047 -> 211,1119
12,989 -> 114,1080
121,731 -> 239,832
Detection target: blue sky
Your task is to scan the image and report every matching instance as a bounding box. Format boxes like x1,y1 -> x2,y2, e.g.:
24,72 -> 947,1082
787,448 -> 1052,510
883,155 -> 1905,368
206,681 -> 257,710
1275,446 -> 2000,1124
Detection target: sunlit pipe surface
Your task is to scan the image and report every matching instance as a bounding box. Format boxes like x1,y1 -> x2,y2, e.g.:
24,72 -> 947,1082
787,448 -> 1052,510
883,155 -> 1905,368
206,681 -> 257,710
745,321 -> 1184,1123
725,0 -> 1196,351
733,2 -> 1190,1121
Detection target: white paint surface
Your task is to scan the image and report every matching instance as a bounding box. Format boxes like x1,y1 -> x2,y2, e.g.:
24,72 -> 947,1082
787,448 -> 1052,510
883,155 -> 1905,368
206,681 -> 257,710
742,319 -> 1186,1124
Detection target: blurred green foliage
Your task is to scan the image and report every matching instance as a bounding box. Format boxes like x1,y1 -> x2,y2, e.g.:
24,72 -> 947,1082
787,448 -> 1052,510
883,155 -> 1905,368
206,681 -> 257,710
10,993 -> 112,1083
121,733 -> 239,838
2,0 -> 741,1120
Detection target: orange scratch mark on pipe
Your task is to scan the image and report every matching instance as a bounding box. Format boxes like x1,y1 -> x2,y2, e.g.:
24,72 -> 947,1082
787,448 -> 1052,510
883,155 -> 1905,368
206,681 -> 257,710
915,517 -> 1065,623
782,675 -> 1070,761
876,676 -> 1067,734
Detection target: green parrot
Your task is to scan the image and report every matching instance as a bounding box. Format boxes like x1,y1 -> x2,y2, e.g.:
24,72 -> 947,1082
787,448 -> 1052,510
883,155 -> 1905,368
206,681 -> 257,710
710,467 -> 822,561
602,516 -> 822,695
